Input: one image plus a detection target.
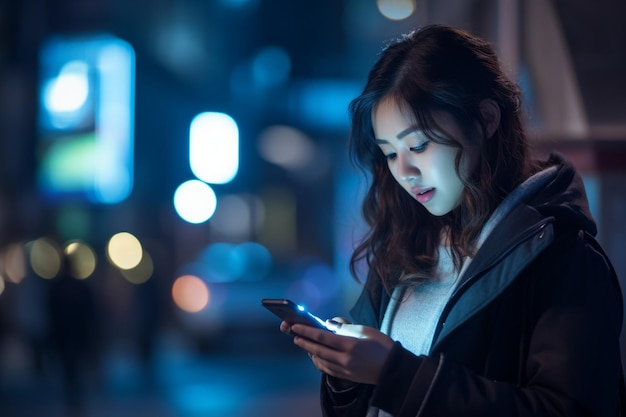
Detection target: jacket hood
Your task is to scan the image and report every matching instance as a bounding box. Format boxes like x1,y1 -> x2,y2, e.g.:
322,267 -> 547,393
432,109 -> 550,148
528,153 -> 597,236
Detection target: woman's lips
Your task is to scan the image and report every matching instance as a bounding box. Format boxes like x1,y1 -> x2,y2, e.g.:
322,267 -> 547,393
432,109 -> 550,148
413,187 -> 435,204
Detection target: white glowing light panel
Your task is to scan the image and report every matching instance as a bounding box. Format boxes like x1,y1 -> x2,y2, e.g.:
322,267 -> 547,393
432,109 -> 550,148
189,112 -> 239,184
37,34 -> 135,204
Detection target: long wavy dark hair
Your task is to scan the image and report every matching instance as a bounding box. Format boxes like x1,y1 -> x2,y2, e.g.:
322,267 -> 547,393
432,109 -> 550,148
348,24 -> 537,291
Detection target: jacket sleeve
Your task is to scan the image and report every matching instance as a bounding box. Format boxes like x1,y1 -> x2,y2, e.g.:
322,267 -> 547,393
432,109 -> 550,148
320,272 -> 385,417
365,231 -> 625,417
320,375 -> 373,417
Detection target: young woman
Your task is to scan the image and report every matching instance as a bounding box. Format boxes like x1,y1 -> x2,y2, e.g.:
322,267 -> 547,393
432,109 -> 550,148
280,24 -> 625,416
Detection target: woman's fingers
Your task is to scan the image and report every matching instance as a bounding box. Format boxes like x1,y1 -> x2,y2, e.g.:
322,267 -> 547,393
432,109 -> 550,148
291,323 -> 363,347
291,323 -> 395,385
293,331 -> 342,359
279,321 -> 292,335
329,316 -> 351,324
310,353 -> 353,379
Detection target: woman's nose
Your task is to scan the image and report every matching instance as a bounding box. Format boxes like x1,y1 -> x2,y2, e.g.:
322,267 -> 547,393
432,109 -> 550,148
397,152 -> 420,181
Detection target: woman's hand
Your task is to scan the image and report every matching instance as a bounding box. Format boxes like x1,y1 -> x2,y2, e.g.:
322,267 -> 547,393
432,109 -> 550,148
283,319 -> 394,385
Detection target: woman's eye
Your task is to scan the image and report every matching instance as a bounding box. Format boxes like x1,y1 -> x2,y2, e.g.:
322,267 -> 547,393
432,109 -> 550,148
384,153 -> 397,161
410,141 -> 429,153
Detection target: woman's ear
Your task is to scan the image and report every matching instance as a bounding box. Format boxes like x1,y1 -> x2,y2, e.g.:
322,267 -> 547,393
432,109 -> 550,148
480,99 -> 501,139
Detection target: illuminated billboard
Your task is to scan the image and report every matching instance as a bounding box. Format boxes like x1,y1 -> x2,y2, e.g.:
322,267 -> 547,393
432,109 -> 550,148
37,34 -> 135,204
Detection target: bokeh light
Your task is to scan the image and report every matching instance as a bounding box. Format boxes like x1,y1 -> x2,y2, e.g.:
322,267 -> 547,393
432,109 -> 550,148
29,238 -> 62,279
120,249 -> 154,284
172,275 -> 210,313
258,187 -> 297,255
257,125 -> 315,171
2,243 -> 26,284
174,179 -> 218,224
199,243 -> 245,282
377,0 -> 416,20
43,60 -> 89,115
209,194 -> 252,238
64,240 -> 97,279
236,242 -> 272,281
186,241 -> 272,283
189,112 -> 239,184
218,0 -> 260,10
106,232 -> 143,270
252,46 -> 291,88
286,259 -> 338,311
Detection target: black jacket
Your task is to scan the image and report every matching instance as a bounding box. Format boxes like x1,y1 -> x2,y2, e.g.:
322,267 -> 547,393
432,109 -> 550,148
321,155 -> 625,416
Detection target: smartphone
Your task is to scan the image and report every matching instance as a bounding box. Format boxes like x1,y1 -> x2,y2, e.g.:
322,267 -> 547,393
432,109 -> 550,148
262,298 -> 332,332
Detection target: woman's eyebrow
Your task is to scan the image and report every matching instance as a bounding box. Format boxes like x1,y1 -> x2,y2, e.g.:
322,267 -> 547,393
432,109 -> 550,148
375,127 -> 419,144
397,127 -> 418,139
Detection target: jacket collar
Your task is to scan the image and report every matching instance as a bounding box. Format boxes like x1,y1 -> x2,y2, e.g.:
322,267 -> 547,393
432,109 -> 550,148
430,204 -> 554,350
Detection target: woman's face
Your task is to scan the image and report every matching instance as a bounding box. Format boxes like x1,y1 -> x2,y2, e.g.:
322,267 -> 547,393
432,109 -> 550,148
372,98 -> 468,216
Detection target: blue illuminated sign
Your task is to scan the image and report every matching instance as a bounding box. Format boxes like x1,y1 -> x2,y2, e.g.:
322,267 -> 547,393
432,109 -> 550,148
37,34 -> 135,204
